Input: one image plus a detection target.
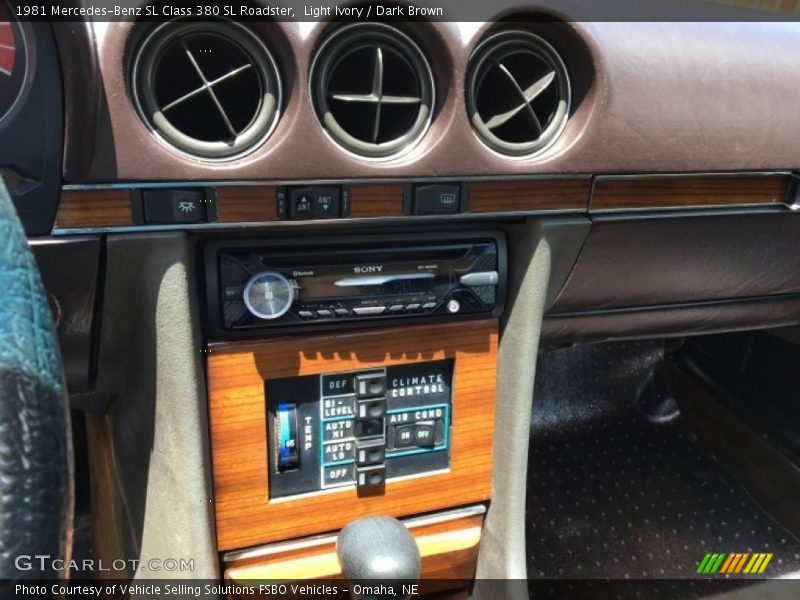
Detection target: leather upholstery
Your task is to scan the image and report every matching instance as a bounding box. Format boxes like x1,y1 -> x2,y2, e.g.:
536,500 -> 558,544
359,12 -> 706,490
0,179 -> 72,584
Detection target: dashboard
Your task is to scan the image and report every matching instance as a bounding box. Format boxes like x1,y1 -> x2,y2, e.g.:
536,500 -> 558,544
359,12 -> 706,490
57,17 -> 800,181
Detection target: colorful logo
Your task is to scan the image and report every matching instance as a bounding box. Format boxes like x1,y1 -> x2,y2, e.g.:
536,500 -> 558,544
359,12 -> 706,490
696,552 -> 773,575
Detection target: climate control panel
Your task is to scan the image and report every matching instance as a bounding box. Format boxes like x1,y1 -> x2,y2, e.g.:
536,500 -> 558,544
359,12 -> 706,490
266,360 -> 453,499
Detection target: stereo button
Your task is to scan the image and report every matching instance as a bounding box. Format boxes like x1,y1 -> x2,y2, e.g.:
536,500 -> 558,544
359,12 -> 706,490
405,303 -> 421,310
353,306 -> 386,316
243,272 -> 294,320
334,308 -> 351,316
223,285 -> 244,300
316,309 -> 333,318
422,302 -> 437,310
298,310 -> 315,318
388,304 -> 405,312
459,271 -> 499,287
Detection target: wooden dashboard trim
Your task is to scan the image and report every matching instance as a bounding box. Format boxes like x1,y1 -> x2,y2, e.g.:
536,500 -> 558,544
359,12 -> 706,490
590,174 -> 791,211
55,189 -> 134,229
217,185 -> 279,223
348,183 -> 405,218
52,173 -> 792,231
206,319 -> 498,551
224,511 -> 483,588
468,178 -> 591,212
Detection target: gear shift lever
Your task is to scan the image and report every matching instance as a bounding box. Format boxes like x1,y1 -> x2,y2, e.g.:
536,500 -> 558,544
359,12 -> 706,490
336,516 -> 422,600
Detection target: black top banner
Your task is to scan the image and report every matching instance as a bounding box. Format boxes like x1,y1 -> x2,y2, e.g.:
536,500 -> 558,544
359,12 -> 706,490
7,0 -> 800,22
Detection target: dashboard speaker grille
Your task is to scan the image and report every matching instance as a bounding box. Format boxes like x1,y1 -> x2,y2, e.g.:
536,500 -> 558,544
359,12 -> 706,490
132,20 -> 281,160
310,23 -> 435,159
466,30 -> 570,157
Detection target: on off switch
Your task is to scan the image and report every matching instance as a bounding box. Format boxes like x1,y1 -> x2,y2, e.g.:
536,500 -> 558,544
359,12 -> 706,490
354,373 -> 386,399
394,425 -> 416,448
414,422 -> 436,447
357,464 -> 386,489
357,398 -> 386,420
356,438 -> 386,466
356,418 -> 385,439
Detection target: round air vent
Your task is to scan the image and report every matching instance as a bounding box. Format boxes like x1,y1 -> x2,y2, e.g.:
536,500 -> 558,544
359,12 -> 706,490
131,20 -> 281,160
466,30 -> 570,157
310,23 -> 435,159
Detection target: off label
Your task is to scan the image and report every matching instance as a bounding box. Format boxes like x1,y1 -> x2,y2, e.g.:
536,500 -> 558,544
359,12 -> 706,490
322,464 -> 355,487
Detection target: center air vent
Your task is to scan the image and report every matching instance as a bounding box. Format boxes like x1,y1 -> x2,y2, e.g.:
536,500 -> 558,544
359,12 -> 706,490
310,23 -> 435,159
466,30 -> 570,158
131,21 -> 281,160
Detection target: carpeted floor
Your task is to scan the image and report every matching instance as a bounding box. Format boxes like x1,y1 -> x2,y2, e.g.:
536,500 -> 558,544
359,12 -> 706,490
526,341 -> 800,598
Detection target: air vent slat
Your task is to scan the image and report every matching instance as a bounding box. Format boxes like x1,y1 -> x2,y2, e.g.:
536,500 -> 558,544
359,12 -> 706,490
467,30 -> 570,157
311,23 -> 434,159
132,20 -> 281,160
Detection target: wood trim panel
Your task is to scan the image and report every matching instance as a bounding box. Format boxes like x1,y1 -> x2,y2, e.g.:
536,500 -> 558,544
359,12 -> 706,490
225,513 -> 483,585
468,179 -> 591,213
216,186 -> 278,223
207,319 -> 498,551
591,174 -> 791,211
348,183 -> 405,218
54,174 -> 790,230
55,189 -> 133,229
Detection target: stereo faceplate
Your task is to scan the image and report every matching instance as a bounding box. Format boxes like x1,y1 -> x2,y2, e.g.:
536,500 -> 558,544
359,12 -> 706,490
204,233 -> 506,338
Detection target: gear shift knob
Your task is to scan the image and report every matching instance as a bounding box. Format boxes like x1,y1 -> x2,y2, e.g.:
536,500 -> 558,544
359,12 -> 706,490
336,516 -> 421,600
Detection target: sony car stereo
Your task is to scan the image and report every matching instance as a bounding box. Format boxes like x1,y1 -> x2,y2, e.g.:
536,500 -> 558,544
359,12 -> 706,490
204,233 -> 505,337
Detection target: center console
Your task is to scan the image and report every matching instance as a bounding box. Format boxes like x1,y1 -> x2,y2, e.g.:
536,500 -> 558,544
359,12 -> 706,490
203,233 -> 505,593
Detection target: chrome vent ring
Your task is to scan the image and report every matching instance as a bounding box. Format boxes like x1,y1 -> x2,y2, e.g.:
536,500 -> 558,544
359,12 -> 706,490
131,20 -> 281,160
310,23 -> 435,159
466,30 -> 570,157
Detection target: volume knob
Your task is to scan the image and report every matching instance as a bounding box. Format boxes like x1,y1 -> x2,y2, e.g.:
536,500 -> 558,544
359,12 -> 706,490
243,272 -> 295,320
